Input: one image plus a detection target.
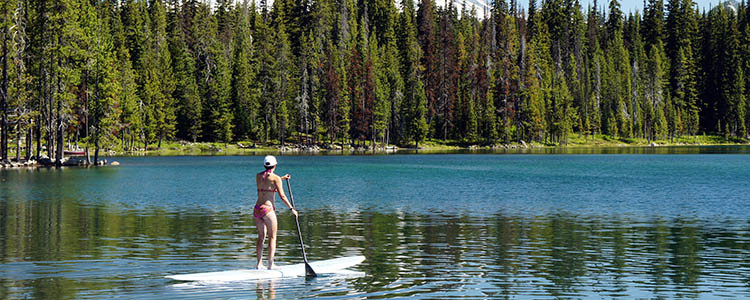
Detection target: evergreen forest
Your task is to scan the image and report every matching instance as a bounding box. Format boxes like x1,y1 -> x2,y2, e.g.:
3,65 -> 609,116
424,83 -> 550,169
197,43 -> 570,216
1,0 -> 750,164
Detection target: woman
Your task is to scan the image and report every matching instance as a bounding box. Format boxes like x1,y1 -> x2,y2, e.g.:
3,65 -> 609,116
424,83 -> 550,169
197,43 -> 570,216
254,155 -> 297,269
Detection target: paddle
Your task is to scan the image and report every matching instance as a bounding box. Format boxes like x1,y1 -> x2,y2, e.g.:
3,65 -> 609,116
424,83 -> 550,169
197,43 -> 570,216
285,178 -> 317,278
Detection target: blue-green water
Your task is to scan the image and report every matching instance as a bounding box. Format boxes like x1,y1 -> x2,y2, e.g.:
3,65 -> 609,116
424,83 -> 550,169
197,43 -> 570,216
2,153 -> 750,299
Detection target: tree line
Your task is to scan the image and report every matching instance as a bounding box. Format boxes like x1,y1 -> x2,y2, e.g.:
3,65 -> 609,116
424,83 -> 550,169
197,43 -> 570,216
1,0 -> 749,165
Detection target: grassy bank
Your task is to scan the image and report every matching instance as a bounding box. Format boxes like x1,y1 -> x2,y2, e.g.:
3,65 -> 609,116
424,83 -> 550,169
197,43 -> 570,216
10,134 -> 746,158
126,134 -> 750,155
564,134 -> 748,147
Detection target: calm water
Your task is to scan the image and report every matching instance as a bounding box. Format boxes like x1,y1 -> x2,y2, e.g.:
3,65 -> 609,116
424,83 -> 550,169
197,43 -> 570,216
2,151 -> 750,299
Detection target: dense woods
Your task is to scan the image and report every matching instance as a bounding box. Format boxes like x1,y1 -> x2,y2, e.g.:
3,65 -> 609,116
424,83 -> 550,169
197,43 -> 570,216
1,0 -> 750,164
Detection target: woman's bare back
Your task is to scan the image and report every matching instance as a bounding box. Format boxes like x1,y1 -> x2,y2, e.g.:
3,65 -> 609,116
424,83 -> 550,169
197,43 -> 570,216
256,172 -> 280,207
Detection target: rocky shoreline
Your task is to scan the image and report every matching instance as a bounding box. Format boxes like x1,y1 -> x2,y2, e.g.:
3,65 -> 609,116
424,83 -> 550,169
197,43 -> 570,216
1,156 -> 117,168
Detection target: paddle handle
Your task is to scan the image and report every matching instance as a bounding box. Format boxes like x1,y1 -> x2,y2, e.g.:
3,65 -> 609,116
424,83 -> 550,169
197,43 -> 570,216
286,179 -> 309,263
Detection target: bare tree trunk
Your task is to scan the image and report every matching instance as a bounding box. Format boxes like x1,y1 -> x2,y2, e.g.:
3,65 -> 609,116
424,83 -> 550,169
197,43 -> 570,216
1,18 -> 8,163
55,57 -> 62,167
93,128 -> 99,165
36,70 -> 45,158
26,126 -> 31,160
47,105 -> 53,159
84,69 -> 90,165
15,125 -> 20,161
55,105 -> 63,166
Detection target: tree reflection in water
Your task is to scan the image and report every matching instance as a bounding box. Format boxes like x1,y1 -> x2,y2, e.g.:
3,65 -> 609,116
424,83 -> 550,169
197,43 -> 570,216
1,162 -> 750,298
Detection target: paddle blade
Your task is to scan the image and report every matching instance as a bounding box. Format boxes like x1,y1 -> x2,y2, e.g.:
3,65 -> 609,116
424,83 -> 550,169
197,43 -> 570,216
305,262 -> 317,278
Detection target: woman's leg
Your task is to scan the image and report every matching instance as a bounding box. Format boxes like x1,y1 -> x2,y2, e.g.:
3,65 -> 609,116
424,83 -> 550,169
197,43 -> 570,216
262,212 -> 279,269
254,217 -> 267,269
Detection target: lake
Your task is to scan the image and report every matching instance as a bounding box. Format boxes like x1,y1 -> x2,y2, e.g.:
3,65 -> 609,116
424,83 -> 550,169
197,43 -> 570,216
2,150 -> 750,299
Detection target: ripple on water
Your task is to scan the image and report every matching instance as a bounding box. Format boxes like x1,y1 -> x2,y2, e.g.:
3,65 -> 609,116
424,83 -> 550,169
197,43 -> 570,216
3,155 -> 750,299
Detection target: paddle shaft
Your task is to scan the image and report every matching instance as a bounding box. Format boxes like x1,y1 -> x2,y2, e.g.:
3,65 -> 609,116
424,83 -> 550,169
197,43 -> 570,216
285,179 -> 316,277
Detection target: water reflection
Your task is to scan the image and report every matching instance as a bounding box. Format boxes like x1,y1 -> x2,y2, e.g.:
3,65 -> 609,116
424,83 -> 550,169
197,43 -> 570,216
1,188 -> 750,298
397,145 -> 750,155
256,279 -> 276,300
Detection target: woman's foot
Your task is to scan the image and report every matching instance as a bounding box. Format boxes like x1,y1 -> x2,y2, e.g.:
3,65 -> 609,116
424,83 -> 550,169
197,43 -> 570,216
256,262 -> 265,269
268,264 -> 278,270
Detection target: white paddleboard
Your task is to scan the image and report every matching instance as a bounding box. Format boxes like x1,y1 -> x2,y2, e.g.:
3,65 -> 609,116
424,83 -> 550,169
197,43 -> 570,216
166,256 -> 365,282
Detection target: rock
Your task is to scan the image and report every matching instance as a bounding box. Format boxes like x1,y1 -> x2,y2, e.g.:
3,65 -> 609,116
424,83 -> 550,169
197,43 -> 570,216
650,142 -> 658,147
111,161 -> 120,166
521,140 -> 528,148
302,145 -> 321,152
38,157 -> 54,166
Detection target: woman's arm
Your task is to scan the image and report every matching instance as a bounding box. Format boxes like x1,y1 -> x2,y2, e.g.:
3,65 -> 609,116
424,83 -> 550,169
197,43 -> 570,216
275,176 -> 298,216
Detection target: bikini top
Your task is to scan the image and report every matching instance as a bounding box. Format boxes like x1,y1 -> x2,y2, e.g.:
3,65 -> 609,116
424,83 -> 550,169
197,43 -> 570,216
257,187 -> 278,193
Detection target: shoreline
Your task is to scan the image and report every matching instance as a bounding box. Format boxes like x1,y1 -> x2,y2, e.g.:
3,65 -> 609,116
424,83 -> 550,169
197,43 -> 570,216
109,134 -> 750,156
3,134 -> 749,167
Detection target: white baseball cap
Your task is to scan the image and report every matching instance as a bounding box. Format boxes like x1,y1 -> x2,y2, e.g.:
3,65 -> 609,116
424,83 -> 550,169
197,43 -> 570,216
263,155 -> 277,167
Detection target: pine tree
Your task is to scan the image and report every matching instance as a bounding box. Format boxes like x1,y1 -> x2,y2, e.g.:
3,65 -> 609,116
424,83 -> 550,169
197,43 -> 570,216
602,0 -> 632,138
272,4 -> 294,146
117,43 -> 141,151
520,32 -> 546,142
370,1 -> 401,147
88,7 -> 121,164
643,0 -> 664,49
194,2 -> 233,143
479,14 -> 497,145
232,0 -> 260,141
666,0 -> 700,137
347,16 -> 366,145
148,0 -> 176,148
433,4 -> 457,141
308,0 -> 334,145
494,7 -> 520,144
550,66 -> 574,144
628,12 -> 646,138
122,0 -> 152,149
417,0 -> 438,138
295,32 -> 313,145
170,3 -> 201,142
531,7 -> 553,142
455,7 -> 479,143
382,0 -> 403,145
48,0 -> 86,165
399,0 -> 428,147
644,42 -> 669,140
721,10 -> 746,137
323,40 -> 342,145
7,0 -> 35,161
528,0 -> 538,40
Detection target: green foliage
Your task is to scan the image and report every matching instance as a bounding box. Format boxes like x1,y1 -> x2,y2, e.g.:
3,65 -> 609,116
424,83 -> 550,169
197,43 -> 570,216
170,10 -> 201,142
231,1 -> 260,141
7,0 -> 750,157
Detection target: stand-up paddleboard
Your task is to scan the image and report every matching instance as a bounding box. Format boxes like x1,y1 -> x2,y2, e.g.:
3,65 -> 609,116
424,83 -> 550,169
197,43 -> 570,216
166,256 -> 365,282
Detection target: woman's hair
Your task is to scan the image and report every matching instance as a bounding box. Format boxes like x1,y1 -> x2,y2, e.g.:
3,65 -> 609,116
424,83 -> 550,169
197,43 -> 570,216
261,165 -> 274,181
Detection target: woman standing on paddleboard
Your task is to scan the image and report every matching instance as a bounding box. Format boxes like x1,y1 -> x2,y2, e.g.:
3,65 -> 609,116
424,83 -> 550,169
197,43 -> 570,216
255,155 -> 297,269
